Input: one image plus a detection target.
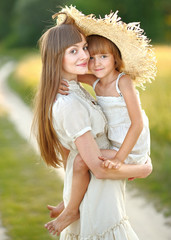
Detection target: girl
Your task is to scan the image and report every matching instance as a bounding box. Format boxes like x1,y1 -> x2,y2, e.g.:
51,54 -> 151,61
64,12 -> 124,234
85,34 -> 151,168
44,6 -> 156,238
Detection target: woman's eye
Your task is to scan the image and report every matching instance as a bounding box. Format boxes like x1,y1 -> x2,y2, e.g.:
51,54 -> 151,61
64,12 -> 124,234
83,46 -> 88,51
70,49 -> 77,54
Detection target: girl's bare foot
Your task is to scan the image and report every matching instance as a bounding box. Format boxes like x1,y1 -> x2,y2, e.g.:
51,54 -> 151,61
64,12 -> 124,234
47,201 -> 64,218
45,207 -> 80,235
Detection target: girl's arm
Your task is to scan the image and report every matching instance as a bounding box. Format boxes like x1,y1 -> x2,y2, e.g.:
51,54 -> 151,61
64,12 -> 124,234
113,75 -> 144,164
58,74 -> 96,95
75,131 -> 152,180
78,74 -> 96,86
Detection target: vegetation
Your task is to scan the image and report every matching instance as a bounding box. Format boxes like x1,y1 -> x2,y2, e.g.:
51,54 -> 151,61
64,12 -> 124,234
0,0 -> 171,48
0,109 -> 63,240
131,45 -> 171,217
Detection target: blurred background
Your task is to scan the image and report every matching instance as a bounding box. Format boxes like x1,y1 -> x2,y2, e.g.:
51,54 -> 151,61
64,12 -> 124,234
0,0 -> 171,47
0,0 -> 171,240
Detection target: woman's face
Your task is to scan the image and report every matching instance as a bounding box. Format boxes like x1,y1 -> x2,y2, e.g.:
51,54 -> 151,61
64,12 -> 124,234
62,34 -> 90,80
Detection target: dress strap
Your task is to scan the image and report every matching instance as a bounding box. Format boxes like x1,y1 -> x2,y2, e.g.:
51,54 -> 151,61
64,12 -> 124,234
93,79 -> 100,91
116,72 -> 125,97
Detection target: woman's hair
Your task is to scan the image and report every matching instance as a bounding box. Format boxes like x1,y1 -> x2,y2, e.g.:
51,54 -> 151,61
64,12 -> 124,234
87,35 -> 124,71
32,17 -> 84,168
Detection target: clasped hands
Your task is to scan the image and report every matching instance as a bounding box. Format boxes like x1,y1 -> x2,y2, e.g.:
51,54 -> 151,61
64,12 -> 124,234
99,156 -> 123,170
99,155 -> 136,181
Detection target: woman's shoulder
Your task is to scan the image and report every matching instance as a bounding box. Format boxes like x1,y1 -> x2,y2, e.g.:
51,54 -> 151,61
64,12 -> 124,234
53,93 -> 88,115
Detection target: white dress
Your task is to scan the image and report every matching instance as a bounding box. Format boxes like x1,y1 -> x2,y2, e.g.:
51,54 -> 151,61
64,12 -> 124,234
93,72 -> 150,165
52,80 -> 139,240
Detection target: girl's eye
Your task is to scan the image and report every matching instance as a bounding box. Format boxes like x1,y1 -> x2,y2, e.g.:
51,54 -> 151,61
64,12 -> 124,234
101,55 -> 107,59
70,49 -> 77,54
90,56 -> 94,60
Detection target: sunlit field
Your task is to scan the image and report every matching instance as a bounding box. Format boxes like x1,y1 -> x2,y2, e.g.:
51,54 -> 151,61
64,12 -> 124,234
8,45 -> 171,216
14,54 -> 42,87
140,46 -> 171,143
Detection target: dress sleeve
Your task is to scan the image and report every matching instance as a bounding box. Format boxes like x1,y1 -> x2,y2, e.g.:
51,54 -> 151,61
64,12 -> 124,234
53,97 -> 92,142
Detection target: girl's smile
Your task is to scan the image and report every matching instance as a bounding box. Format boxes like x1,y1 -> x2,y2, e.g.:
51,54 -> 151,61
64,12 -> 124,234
88,53 -> 115,80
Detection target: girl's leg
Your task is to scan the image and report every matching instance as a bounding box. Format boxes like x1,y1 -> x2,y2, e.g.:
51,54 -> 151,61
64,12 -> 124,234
45,154 -> 90,235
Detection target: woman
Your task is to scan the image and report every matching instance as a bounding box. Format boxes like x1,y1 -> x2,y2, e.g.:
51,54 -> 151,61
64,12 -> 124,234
32,11 -> 152,240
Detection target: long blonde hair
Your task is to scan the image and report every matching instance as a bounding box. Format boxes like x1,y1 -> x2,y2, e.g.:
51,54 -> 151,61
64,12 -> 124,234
32,17 -> 83,168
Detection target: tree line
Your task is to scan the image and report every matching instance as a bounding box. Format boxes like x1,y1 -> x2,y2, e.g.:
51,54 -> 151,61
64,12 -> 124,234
0,0 -> 170,48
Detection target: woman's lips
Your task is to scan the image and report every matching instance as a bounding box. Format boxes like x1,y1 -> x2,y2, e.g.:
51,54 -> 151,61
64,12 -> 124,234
77,62 -> 88,67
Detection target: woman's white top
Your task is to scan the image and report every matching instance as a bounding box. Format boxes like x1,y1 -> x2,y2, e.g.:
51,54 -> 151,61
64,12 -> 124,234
52,80 -> 139,240
93,72 -> 150,164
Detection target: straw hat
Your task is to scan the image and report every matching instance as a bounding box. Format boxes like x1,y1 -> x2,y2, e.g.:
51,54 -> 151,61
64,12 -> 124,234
53,6 -> 157,88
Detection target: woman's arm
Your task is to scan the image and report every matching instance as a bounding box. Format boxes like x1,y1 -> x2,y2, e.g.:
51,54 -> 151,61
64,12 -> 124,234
75,131 -> 152,180
112,75 -> 144,163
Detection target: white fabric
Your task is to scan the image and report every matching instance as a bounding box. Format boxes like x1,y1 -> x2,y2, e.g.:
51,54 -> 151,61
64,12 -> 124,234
95,73 -> 150,165
92,78 -> 100,90
53,80 -> 139,239
115,72 -> 125,96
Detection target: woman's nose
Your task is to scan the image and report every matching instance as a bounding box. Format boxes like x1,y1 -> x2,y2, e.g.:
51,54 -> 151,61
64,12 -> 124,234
80,49 -> 89,60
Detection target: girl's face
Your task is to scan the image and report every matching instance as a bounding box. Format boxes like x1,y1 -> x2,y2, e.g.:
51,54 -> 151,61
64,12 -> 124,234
88,53 -> 115,79
62,35 -> 89,80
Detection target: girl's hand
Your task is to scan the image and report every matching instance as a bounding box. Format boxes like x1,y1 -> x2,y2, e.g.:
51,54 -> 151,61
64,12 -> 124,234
58,80 -> 69,95
99,156 -> 122,169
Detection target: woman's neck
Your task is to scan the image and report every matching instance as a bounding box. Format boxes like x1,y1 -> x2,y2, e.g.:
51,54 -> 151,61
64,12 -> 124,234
61,73 -> 77,82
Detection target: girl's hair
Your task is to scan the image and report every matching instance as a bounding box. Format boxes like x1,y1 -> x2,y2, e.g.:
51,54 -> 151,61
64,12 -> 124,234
87,35 -> 124,71
32,17 -> 84,168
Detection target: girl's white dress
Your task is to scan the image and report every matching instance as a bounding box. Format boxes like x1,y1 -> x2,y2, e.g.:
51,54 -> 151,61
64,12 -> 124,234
52,80 -> 139,240
93,72 -> 150,165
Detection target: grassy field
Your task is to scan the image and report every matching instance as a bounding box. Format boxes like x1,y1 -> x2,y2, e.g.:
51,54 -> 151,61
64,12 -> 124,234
0,108 -> 63,240
133,45 -> 171,217
2,45 -> 171,238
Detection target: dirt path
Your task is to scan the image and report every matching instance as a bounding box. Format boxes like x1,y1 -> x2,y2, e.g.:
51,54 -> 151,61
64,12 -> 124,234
0,62 -> 171,240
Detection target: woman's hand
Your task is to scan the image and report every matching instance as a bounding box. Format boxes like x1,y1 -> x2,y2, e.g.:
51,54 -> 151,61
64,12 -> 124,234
58,80 -> 69,95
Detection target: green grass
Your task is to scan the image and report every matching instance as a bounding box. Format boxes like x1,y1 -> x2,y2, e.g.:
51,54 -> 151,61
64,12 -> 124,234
8,73 -> 36,106
0,111 -> 63,240
126,45 -> 171,217
128,138 -> 171,218
0,46 -> 39,62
